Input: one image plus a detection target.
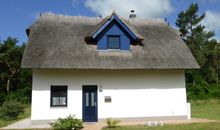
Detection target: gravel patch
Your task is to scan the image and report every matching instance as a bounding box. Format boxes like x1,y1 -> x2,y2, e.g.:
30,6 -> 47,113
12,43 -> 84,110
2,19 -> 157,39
1,118 -> 50,129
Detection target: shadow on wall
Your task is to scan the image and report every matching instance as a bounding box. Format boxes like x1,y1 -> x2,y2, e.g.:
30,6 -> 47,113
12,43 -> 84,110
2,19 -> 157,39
33,69 -> 185,91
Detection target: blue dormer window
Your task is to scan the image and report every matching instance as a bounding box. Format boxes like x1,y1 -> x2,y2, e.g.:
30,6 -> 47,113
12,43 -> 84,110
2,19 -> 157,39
107,35 -> 120,49
89,13 -> 143,51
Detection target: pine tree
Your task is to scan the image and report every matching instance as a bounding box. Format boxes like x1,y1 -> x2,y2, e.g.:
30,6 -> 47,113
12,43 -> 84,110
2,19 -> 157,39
176,3 -> 220,99
0,37 -> 25,92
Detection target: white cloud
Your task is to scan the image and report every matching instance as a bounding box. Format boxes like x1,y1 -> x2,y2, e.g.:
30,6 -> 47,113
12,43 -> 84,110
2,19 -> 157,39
201,11 -> 220,41
84,0 -> 173,18
202,11 -> 220,32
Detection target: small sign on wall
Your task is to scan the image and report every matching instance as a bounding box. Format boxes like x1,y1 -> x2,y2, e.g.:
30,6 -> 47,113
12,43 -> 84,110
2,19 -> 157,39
105,96 -> 111,103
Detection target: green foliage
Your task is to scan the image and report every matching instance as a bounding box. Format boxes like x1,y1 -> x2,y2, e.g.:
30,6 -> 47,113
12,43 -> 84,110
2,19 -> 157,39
5,90 -> 30,104
191,99 -> 220,106
0,37 -> 27,92
106,118 -> 121,128
0,93 -> 6,105
0,37 -> 32,105
0,101 -> 24,120
0,105 -> 31,128
0,37 -> 24,71
49,115 -> 83,130
176,3 -> 220,100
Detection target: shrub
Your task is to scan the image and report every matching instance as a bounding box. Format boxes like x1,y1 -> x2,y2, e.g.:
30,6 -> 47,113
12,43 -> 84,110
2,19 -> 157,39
49,115 -> 83,130
0,101 -> 24,120
0,92 -> 5,105
106,118 -> 121,128
5,88 -> 31,104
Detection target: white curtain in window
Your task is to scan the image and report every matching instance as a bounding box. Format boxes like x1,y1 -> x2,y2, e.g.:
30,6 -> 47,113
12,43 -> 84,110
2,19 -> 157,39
52,97 -> 66,105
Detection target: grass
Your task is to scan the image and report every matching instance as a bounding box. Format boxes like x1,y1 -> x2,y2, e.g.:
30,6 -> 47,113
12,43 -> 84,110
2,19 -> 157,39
191,99 -> 220,121
0,104 -> 31,128
102,122 -> 220,130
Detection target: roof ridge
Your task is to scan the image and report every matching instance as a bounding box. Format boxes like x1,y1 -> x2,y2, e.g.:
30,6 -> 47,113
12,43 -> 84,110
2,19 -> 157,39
40,12 -> 96,19
40,12 -> 166,23
39,13 -> 102,23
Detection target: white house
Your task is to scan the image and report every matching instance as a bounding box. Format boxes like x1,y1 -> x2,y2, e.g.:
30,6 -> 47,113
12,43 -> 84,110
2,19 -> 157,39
21,13 -> 199,122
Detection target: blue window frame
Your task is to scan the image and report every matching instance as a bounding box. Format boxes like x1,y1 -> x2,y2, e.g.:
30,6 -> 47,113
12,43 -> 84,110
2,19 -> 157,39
107,35 -> 120,49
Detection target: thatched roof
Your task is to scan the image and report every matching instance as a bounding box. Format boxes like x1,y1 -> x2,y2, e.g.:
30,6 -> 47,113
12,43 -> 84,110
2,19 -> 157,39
21,13 -> 199,69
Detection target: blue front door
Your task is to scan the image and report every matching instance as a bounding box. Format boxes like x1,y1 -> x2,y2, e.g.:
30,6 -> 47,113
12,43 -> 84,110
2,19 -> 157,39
83,85 -> 98,122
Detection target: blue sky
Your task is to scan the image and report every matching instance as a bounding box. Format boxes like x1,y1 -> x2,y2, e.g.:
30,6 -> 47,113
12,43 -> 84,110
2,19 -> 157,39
0,0 -> 220,44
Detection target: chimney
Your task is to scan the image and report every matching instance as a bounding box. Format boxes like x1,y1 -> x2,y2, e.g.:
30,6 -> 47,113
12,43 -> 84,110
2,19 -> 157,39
164,18 -> 170,26
129,10 -> 136,18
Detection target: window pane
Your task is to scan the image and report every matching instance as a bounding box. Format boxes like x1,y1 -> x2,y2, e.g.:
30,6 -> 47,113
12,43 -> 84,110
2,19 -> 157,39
52,92 -> 66,97
86,92 -> 89,107
91,92 -> 95,107
108,36 -> 120,49
52,97 -> 59,106
60,97 -> 66,105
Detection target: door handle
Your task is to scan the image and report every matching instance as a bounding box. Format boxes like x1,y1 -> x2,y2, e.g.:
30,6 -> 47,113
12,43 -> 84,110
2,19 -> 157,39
94,102 -> 97,107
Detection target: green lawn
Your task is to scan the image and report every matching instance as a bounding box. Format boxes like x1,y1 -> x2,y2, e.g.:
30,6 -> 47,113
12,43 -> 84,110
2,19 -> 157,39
0,105 -> 31,128
192,102 -> 220,121
102,123 -> 220,130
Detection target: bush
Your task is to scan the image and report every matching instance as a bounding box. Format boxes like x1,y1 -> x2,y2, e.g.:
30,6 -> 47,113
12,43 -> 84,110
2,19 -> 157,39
0,92 -> 5,105
49,115 -> 83,130
106,118 -> 121,128
5,87 -> 31,104
0,101 -> 24,120
191,99 -> 220,106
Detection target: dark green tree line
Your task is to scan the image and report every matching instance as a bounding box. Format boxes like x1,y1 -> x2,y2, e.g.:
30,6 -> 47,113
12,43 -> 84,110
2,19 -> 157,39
0,37 -> 32,105
176,3 -> 220,100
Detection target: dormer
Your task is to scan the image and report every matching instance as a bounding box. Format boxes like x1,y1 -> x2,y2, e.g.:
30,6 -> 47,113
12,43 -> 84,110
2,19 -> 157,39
89,13 -> 143,51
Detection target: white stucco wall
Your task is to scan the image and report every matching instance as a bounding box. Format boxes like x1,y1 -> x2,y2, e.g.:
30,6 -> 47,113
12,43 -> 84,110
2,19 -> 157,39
32,69 -> 188,120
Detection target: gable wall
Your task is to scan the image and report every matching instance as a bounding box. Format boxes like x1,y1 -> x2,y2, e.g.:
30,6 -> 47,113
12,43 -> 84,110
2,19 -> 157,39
97,24 -> 130,50
31,69 -> 188,121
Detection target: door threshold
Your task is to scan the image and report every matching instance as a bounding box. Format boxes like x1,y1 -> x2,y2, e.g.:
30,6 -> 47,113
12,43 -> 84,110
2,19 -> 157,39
84,122 -> 98,125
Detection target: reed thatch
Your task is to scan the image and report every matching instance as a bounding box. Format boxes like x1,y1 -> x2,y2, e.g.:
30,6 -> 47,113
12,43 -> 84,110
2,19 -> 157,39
21,13 -> 199,69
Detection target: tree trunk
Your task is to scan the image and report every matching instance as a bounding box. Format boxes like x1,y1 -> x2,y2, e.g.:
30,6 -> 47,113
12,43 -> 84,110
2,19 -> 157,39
6,78 -> 11,93
193,74 -> 196,86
